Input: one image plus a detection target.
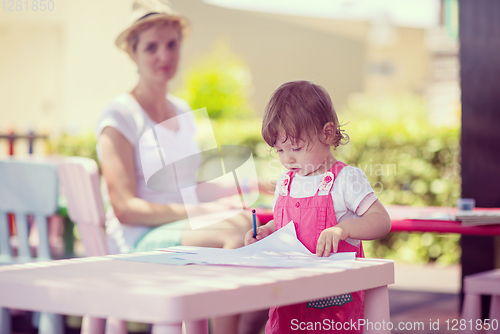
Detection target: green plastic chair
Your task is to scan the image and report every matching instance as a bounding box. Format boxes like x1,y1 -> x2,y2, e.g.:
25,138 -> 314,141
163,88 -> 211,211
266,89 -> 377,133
0,158 -> 64,334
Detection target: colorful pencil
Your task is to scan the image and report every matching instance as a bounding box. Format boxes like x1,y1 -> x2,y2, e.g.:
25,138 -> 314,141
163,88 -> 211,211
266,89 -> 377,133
252,209 -> 257,238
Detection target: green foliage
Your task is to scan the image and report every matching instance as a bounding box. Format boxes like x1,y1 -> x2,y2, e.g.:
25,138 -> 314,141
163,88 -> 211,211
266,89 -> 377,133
198,118 -> 263,153
335,93 -> 461,208
47,132 -> 97,223
48,77 -> 461,264
363,232 -> 461,265
194,93 -> 462,264
47,131 -> 98,166
176,41 -> 255,120
209,93 -> 462,264
334,93 -> 461,264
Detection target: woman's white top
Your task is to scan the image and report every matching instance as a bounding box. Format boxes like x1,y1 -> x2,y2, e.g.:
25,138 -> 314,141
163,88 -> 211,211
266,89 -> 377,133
95,93 -> 200,254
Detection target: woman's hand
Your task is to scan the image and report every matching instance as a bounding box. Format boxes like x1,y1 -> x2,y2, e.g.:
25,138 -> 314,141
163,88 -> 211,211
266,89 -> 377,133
213,196 -> 243,210
194,196 -> 242,217
244,223 -> 274,246
316,225 -> 349,257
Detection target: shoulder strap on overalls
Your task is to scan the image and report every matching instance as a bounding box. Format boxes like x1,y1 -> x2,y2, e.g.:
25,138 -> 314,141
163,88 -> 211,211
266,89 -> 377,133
315,161 -> 348,195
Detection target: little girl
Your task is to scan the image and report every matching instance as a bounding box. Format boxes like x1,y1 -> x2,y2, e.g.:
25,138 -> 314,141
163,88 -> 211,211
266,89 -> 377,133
245,81 -> 391,333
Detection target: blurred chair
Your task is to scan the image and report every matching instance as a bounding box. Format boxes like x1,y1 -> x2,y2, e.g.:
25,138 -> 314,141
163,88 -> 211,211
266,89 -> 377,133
0,159 -> 64,334
58,157 -> 127,334
59,157 -> 108,258
462,269 -> 500,334
59,157 -> 209,334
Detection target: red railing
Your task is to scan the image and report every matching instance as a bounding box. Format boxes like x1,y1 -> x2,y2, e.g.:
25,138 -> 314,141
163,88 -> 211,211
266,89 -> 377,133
0,130 -> 48,155
0,130 -> 49,237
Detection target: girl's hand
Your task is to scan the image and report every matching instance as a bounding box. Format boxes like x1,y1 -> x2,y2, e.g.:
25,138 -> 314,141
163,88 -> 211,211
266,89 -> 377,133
244,224 -> 274,246
316,225 -> 349,257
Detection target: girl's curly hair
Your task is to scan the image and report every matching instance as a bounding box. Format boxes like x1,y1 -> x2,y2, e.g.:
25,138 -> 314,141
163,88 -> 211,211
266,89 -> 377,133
262,80 -> 349,149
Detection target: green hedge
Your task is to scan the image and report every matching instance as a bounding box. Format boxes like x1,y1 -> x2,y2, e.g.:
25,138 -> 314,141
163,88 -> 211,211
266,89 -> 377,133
332,94 -> 461,264
176,42 -> 255,120
51,48 -> 462,265
49,113 -> 462,264
335,121 -> 461,264
201,93 -> 463,265
48,132 -> 99,166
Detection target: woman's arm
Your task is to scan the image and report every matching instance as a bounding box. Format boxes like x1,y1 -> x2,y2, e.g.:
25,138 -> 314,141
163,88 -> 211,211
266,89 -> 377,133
316,199 -> 391,256
99,127 -> 234,226
196,177 -> 276,202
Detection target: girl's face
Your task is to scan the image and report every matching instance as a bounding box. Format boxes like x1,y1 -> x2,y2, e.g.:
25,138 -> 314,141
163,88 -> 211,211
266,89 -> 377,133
132,24 -> 181,85
274,131 -> 333,176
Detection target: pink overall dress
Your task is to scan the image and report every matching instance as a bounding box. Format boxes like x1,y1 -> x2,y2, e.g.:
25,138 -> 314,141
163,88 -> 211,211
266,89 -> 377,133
266,161 -> 364,334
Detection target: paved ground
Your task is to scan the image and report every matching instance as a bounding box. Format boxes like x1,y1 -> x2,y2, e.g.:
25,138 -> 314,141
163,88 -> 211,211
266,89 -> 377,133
389,290 -> 461,333
388,262 -> 463,333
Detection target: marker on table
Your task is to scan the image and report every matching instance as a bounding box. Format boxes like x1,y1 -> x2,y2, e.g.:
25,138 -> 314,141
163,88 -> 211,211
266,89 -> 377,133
252,209 -> 257,238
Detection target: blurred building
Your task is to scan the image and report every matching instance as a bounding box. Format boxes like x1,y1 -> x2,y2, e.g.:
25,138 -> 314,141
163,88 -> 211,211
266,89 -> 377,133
0,0 -> 458,146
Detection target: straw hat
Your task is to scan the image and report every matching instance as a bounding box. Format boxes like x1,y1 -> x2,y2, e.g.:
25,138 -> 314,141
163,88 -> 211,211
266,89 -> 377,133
115,0 -> 190,52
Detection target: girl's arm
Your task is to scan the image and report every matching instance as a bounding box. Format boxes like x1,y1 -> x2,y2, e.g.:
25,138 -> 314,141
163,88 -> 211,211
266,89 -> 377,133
316,199 -> 391,257
338,199 -> 391,240
99,127 -> 237,226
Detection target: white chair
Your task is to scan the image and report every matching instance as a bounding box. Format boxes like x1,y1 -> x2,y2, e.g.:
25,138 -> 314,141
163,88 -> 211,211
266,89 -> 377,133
0,159 -> 64,334
58,157 -> 127,334
59,157 -> 203,334
462,269 -> 500,334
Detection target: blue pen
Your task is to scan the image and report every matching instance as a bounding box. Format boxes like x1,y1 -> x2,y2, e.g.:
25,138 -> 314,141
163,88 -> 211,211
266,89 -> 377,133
252,209 -> 257,238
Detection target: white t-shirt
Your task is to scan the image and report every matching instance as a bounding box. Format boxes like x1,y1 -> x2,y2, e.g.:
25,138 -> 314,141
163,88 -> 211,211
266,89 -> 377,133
95,93 -> 200,254
272,166 -> 378,247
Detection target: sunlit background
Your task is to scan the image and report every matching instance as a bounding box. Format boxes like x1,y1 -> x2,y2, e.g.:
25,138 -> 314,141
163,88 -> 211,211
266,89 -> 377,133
0,0 -> 461,264
0,0 -> 459,133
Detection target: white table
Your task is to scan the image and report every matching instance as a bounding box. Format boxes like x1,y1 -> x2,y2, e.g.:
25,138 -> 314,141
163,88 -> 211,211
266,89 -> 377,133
0,252 -> 394,334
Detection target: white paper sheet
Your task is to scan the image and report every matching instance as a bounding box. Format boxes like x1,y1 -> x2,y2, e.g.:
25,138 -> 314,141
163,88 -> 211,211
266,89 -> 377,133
118,222 -> 356,269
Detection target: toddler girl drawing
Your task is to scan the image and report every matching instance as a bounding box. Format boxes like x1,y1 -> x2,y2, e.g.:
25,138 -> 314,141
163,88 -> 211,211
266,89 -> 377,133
245,81 -> 391,333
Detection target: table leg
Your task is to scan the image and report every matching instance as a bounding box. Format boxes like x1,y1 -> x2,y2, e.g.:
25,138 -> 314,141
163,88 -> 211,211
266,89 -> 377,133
363,285 -> 390,334
82,316 -> 105,334
489,295 -> 500,334
462,293 -> 481,334
105,317 -> 127,334
0,308 -> 10,334
152,322 -> 183,334
38,312 -> 64,334
184,319 -> 209,334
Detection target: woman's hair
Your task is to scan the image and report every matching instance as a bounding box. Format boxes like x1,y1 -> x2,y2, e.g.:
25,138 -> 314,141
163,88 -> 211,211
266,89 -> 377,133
262,80 -> 349,149
126,19 -> 183,55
